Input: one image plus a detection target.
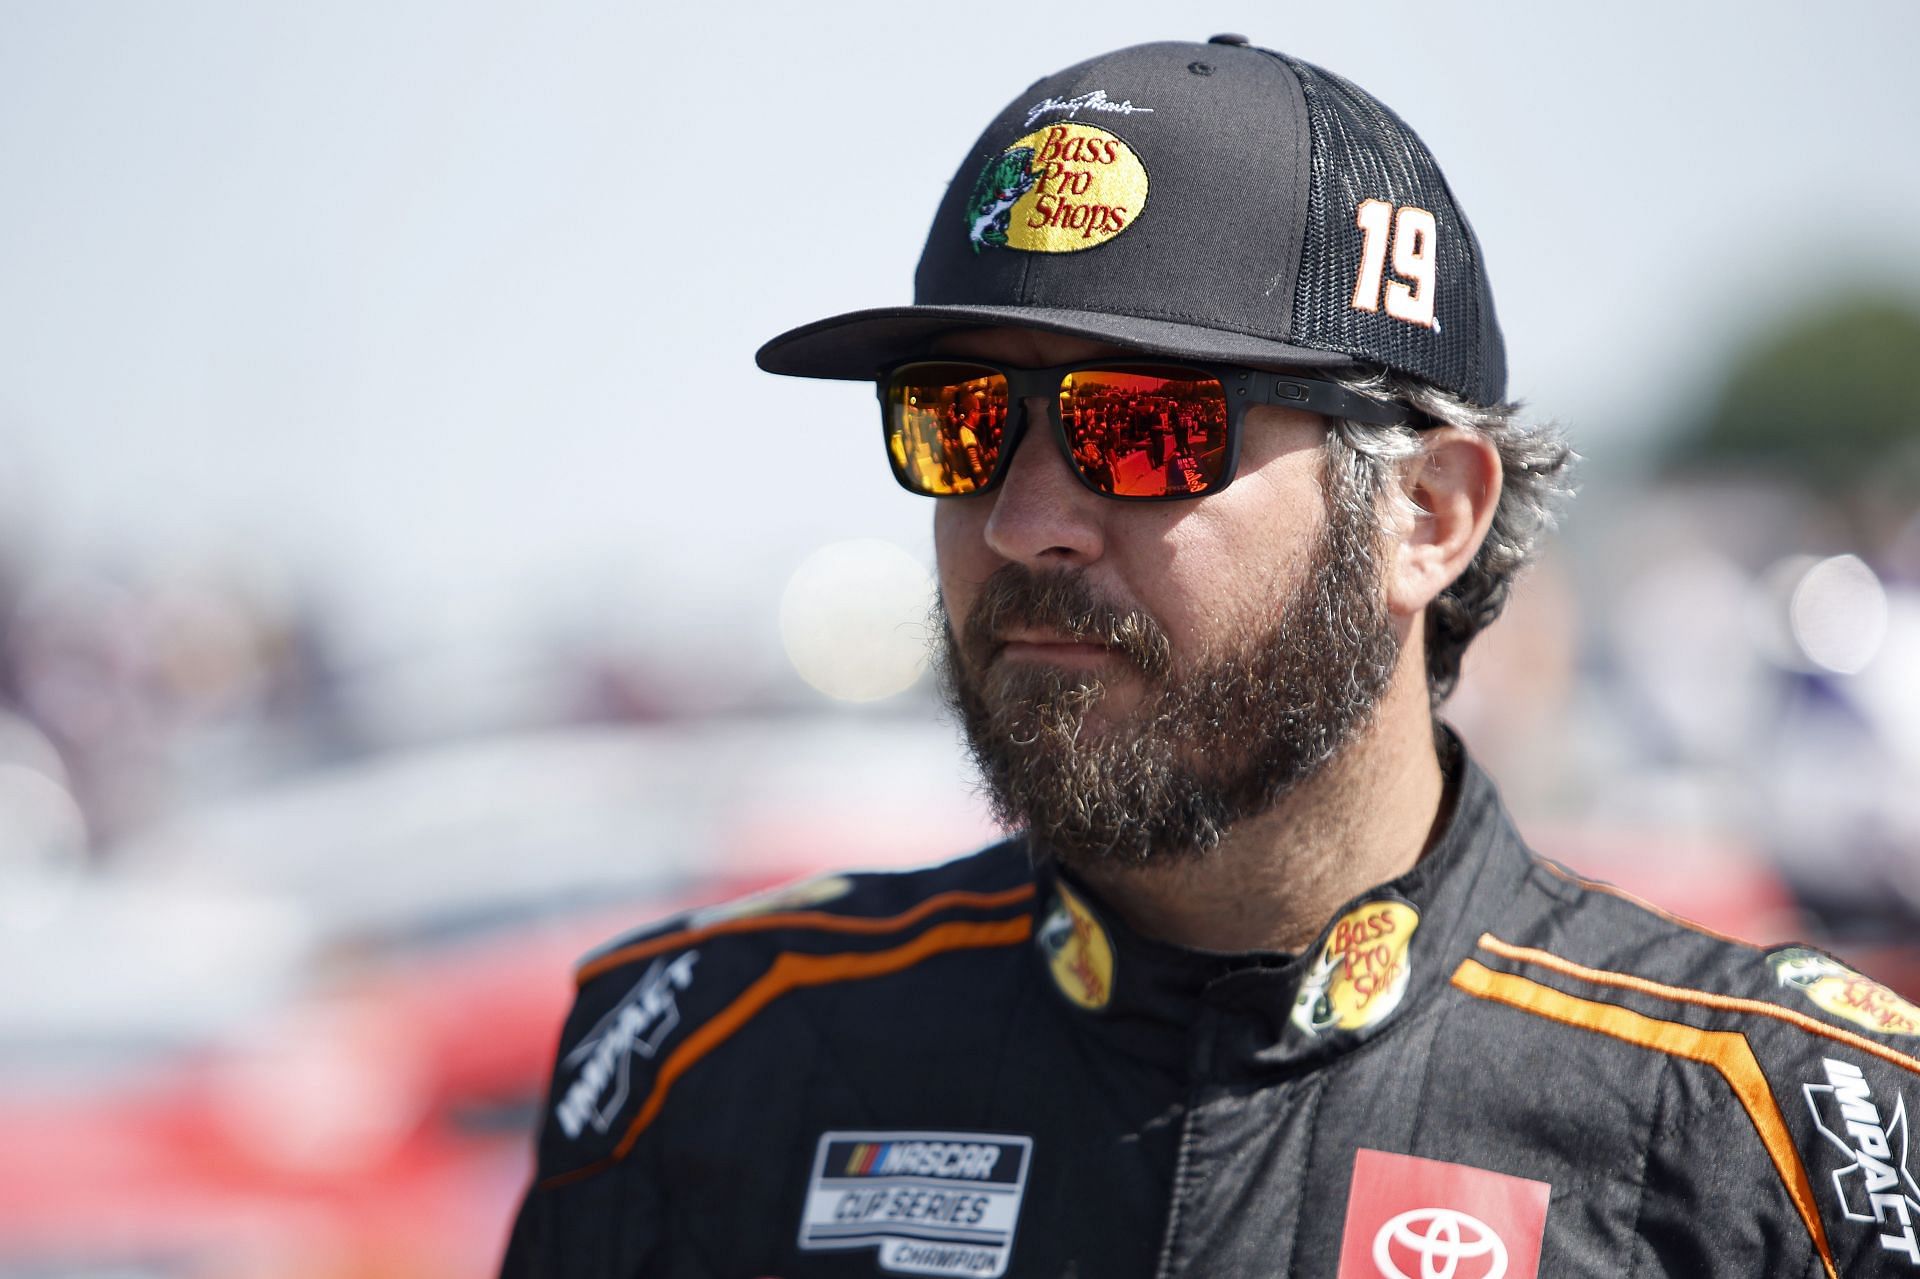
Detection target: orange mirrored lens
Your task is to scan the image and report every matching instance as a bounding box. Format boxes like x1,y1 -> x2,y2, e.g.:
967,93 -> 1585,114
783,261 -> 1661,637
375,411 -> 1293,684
886,362 -> 1011,495
1058,366 -> 1229,497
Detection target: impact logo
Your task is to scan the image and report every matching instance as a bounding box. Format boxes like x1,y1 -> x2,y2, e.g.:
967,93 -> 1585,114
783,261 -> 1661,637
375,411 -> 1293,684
1772,947 -> 1920,1037
963,122 -> 1148,255
1803,1057 -> 1920,1265
554,950 -> 697,1140
1291,899 -> 1419,1038
1036,881 -> 1114,1012
798,1131 -> 1034,1277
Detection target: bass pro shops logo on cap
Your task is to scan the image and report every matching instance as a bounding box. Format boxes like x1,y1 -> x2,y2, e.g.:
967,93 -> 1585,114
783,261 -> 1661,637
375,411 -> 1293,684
964,122 -> 1148,254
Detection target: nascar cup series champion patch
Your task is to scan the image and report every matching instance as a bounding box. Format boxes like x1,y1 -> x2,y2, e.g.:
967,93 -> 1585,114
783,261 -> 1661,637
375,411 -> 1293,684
964,122 -> 1148,254
798,1131 -> 1035,1278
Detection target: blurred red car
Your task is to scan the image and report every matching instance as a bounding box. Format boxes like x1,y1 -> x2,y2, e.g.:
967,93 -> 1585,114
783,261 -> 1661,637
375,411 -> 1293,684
0,719 -> 997,1276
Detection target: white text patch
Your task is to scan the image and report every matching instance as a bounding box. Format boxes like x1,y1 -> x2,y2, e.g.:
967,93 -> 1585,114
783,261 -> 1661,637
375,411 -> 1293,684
798,1130 -> 1034,1277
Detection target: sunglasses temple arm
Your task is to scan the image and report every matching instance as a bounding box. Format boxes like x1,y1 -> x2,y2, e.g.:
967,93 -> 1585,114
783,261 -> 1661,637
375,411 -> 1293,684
1248,372 -> 1413,428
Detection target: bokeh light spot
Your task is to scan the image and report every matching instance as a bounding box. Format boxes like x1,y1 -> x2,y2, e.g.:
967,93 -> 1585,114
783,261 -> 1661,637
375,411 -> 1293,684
1789,554 -> 1888,675
780,539 -> 934,703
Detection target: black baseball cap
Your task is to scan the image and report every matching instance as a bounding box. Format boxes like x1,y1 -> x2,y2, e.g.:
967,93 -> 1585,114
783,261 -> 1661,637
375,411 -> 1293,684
755,36 -> 1506,407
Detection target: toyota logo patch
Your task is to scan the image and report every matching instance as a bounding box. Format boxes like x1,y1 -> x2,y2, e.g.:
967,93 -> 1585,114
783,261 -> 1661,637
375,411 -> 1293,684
1336,1150 -> 1549,1279
1372,1207 -> 1507,1279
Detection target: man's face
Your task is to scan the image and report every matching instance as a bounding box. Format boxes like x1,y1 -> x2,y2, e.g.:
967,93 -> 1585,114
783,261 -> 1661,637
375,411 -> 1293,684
930,327 -> 1402,869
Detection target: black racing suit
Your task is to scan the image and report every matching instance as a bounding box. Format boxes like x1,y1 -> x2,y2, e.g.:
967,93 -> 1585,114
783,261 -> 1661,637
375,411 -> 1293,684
503,752 -> 1920,1277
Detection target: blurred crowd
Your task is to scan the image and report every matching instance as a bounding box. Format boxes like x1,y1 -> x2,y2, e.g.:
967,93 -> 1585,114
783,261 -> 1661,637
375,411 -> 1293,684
0,553 -> 343,857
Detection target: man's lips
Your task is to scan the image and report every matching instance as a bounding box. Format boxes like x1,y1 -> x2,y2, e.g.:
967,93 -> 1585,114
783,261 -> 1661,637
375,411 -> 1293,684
994,633 -> 1121,666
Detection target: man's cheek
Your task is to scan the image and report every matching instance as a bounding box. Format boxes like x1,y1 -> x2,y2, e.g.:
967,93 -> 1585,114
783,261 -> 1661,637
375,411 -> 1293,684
930,504 -> 973,602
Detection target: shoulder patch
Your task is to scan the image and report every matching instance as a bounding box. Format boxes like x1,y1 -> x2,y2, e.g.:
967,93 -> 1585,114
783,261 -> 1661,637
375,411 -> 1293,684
683,874 -> 854,929
570,872 -> 853,980
1771,947 -> 1920,1039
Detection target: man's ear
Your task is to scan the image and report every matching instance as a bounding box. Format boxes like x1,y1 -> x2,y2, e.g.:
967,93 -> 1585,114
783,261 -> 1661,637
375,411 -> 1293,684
1386,429 -> 1502,619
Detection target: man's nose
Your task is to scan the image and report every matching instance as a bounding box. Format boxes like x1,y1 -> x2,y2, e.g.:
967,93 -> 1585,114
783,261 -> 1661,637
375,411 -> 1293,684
981,396 -> 1106,568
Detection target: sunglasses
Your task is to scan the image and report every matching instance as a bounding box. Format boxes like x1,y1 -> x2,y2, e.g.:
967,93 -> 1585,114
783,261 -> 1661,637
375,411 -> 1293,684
878,359 -> 1412,501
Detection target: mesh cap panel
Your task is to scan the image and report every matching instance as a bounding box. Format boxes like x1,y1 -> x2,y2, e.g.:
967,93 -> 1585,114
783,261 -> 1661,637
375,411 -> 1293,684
1278,55 -> 1507,404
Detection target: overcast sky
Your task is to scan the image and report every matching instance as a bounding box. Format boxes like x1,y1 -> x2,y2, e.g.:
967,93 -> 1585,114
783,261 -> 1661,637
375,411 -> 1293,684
2,1 -> 1915,667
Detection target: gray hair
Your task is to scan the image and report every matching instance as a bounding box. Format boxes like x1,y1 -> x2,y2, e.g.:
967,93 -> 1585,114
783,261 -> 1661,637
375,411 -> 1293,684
1322,369 -> 1577,704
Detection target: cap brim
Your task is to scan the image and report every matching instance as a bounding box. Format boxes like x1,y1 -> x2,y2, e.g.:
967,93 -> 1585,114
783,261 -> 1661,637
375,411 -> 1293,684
754,304 -> 1358,380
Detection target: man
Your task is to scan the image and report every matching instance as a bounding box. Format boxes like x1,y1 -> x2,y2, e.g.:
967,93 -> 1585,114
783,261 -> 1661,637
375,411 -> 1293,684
505,37 -> 1920,1278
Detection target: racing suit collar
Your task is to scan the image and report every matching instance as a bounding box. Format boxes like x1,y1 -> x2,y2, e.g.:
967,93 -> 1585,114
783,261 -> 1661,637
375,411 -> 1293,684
1027,735 -> 1534,1080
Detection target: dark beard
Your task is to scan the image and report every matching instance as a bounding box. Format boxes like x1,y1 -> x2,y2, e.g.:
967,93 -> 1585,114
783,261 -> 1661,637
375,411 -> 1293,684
934,485 -> 1400,869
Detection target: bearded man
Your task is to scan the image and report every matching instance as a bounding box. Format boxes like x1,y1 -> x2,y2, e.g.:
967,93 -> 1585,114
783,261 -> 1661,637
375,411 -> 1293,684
505,37 -> 1920,1279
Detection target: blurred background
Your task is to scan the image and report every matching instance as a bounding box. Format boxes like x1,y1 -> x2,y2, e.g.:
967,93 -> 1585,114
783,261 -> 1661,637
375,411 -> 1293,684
1,1 -> 1916,1274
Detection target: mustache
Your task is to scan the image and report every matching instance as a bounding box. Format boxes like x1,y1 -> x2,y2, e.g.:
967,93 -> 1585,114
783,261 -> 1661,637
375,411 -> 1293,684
952,565 -> 1173,679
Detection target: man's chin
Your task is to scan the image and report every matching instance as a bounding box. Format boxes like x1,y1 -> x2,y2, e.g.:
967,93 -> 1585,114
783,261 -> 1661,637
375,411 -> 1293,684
980,674 -> 1143,731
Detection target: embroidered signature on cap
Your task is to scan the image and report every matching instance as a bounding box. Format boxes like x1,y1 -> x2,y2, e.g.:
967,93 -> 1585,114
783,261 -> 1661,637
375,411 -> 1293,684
1023,89 -> 1155,128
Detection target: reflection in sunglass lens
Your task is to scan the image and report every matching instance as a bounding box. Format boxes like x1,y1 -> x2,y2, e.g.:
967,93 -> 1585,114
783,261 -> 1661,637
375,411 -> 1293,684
886,363 -> 1011,496
1058,366 -> 1230,498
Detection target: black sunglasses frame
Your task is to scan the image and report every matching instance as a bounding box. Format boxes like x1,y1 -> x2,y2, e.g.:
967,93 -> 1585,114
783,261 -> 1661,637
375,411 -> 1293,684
877,358 -> 1415,503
